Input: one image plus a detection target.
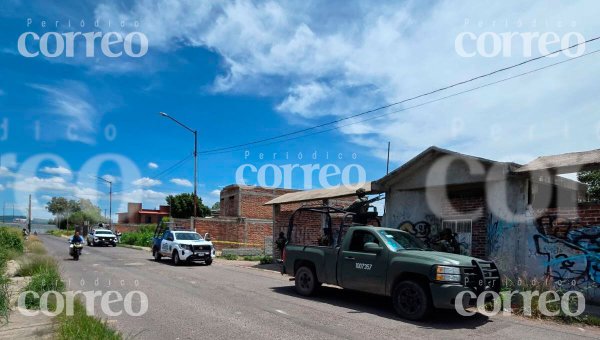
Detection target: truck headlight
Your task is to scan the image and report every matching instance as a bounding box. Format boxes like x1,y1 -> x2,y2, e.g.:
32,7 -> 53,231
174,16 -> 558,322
434,266 -> 461,282
180,244 -> 191,250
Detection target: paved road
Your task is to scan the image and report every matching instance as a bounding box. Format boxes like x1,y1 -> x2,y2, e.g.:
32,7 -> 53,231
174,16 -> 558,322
40,235 -> 600,340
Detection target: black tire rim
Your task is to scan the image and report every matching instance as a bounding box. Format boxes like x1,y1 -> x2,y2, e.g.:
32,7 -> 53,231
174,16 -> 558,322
397,286 -> 422,315
298,270 -> 313,292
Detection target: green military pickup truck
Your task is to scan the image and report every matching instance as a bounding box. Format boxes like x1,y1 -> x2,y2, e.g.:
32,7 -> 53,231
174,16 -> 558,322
282,223 -> 501,320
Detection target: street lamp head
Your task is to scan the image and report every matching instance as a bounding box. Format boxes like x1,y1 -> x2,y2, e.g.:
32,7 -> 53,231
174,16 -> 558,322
159,112 -> 169,117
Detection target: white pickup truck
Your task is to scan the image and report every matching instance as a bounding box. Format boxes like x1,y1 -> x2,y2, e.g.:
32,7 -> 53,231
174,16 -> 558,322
152,229 -> 215,266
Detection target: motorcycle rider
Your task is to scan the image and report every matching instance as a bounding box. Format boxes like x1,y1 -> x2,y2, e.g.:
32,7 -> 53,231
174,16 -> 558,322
69,231 -> 84,244
69,231 -> 85,259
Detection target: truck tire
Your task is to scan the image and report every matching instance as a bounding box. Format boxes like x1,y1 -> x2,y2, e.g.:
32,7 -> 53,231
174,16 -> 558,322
172,251 -> 181,266
392,280 -> 432,321
153,249 -> 161,262
205,259 -> 213,266
295,266 -> 320,296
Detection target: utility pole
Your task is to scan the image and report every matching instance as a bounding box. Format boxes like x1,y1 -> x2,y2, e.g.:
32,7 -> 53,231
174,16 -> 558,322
28,195 -> 32,233
386,141 -> 391,175
96,176 -> 113,230
160,112 -> 199,227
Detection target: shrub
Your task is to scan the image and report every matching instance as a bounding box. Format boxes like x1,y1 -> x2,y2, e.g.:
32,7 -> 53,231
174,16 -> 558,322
120,229 -> 153,247
0,276 -> 10,325
221,254 -> 238,260
56,299 -> 121,340
259,255 -> 273,265
23,266 -> 64,309
17,255 -> 57,277
0,227 -> 24,253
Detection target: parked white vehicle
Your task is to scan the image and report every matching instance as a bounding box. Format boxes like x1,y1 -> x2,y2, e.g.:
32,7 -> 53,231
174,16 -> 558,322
153,230 -> 215,265
87,229 -> 118,247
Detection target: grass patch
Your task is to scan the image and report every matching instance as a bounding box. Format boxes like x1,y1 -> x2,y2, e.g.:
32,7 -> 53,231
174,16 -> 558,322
56,299 -> 122,340
497,275 -> 600,327
47,229 -> 70,237
23,264 -> 64,309
17,255 -> 57,277
0,276 -> 10,325
259,255 -> 273,265
220,254 -> 239,260
25,235 -> 47,255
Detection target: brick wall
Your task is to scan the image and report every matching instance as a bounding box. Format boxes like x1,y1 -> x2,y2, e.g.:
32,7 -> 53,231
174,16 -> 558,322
193,217 -> 273,249
218,185 -> 297,218
440,192 -> 487,258
535,203 -> 600,238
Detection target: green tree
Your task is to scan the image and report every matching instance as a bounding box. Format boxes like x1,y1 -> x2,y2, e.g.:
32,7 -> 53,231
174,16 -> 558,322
578,170 -> 600,201
46,197 -> 106,229
166,193 -> 210,218
211,202 -> 220,211
46,197 -> 68,228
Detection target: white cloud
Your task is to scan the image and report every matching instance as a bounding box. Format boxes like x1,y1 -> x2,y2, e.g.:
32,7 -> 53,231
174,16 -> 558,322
148,162 -> 159,169
12,176 -> 69,192
0,184 -> 4,191
0,166 -> 15,177
40,166 -> 72,176
98,1 -> 600,163
29,81 -> 101,145
210,189 -> 221,197
170,178 -> 193,187
132,177 -> 162,187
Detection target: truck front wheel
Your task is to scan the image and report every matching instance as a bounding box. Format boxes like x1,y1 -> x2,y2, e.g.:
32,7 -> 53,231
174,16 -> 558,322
295,266 -> 320,296
392,280 -> 432,320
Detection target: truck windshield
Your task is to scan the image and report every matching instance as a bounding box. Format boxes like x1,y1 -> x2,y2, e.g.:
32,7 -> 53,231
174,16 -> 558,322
174,233 -> 203,241
377,230 -> 426,251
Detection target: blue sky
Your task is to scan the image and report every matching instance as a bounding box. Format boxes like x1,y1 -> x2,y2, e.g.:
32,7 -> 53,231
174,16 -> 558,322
1,0 -> 600,220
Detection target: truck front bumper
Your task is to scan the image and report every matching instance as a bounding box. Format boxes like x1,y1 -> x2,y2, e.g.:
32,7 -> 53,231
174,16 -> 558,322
429,283 -> 495,310
180,249 -> 215,262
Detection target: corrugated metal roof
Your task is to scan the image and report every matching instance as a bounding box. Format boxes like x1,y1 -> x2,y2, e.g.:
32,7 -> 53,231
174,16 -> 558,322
264,182 -> 379,205
515,149 -> 600,174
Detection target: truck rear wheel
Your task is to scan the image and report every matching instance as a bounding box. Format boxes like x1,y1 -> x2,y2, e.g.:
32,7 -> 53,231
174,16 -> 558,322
295,266 -> 319,296
153,249 -> 161,262
392,280 -> 432,320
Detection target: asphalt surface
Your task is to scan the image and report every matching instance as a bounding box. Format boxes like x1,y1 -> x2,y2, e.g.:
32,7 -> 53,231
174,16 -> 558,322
40,235 -> 600,340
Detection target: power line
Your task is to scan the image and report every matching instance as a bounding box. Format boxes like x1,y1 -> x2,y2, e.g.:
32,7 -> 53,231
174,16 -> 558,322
111,154 -> 193,195
197,34 -> 600,155
197,47 -> 600,156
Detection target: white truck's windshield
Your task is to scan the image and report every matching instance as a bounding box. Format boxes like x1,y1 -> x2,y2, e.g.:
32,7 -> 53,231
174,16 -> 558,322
174,233 -> 203,241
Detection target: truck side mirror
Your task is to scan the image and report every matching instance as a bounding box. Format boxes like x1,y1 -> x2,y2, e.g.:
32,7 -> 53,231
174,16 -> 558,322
204,233 -> 211,241
364,242 -> 382,253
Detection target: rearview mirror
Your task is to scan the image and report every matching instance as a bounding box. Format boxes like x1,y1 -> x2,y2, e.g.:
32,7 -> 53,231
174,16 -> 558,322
364,242 -> 382,253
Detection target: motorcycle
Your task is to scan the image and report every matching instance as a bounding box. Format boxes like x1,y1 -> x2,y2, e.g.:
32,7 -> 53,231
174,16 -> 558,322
69,242 -> 84,261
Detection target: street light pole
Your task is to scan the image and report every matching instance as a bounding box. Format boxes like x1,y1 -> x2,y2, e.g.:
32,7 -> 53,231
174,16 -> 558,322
96,176 -> 113,230
159,112 -> 198,224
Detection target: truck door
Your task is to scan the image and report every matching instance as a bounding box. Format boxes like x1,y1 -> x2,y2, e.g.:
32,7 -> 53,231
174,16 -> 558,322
161,231 -> 174,255
340,230 -> 387,294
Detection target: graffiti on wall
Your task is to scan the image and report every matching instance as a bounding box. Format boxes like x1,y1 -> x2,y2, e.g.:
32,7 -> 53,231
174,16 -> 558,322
532,215 -> 600,290
397,218 -> 471,255
486,214 -> 517,256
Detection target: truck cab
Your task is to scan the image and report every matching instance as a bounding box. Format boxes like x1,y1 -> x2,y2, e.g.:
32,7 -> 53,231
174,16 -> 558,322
152,221 -> 215,266
282,207 -> 500,320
